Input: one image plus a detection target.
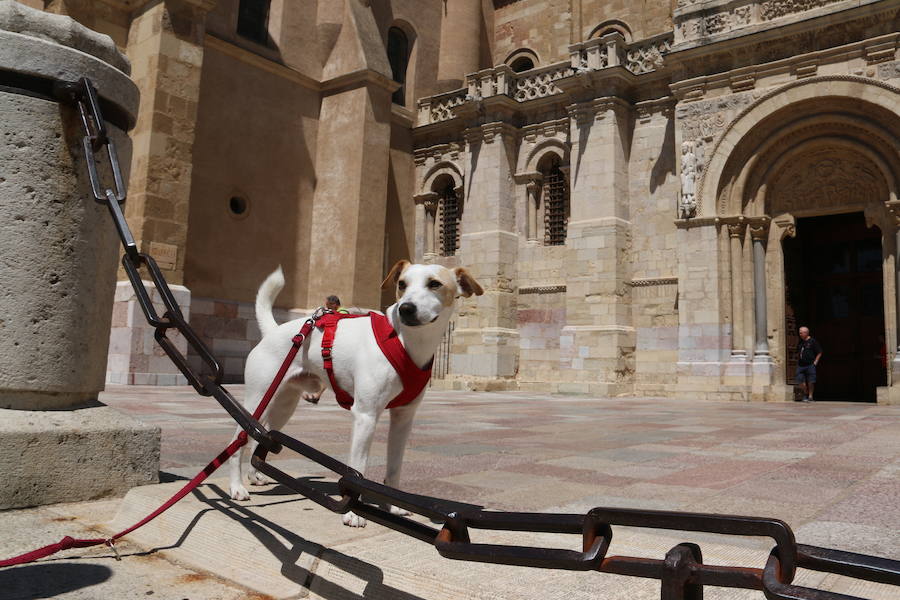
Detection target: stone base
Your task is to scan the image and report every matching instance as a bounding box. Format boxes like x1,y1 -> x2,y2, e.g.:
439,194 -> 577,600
430,376 -> 519,392
0,405 -> 160,509
107,280 -> 191,386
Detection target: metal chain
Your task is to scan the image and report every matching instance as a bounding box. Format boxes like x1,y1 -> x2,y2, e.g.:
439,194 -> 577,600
63,77 -> 899,600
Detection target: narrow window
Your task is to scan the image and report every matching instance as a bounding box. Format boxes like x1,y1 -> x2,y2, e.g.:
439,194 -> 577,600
237,0 -> 270,45
387,27 -> 410,105
542,159 -> 568,245
439,182 -> 460,256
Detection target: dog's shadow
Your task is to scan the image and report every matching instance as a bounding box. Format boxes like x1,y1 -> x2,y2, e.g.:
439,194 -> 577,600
258,476 -> 484,523
152,477 -> 484,599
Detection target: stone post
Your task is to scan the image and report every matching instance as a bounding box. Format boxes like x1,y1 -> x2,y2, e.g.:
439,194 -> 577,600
561,97 -> 634,395
0,1 -> 158,508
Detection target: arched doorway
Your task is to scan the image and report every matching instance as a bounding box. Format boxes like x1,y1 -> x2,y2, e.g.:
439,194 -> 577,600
703,78 -> 900,402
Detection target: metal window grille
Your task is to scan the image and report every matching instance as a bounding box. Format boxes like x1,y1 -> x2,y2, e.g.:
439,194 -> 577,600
543,163 -> 568,245
430,320 -> 455,382
237,0 -> 270,45
439,184 -> 460,256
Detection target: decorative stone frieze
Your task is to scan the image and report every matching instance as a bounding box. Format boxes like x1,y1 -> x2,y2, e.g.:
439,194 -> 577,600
675,0 -> 855,47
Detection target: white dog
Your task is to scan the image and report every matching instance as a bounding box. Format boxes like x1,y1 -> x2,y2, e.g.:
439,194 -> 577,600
228,260 -> 483,527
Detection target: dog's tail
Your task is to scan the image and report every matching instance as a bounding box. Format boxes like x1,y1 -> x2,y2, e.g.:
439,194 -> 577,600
256,266 -> 285,338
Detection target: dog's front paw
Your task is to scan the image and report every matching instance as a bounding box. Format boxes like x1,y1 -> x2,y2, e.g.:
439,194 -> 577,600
248,470 -> 270,486
230,484 -> 250,501
389,505 -> 412,517
301,391 -> 322,405
342,511 -> 367,528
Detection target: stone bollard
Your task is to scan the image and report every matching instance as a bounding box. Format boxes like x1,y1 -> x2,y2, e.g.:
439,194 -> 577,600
0,1 -> 159,508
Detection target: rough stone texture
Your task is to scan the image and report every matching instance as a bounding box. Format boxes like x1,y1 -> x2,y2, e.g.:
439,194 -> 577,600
0,17 -> 136,409
0,4 -> 158,509
0,406 -> 159,509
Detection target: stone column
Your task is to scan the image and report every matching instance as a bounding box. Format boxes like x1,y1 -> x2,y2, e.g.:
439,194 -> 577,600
526,176 -> 542,243
450,122 -> 519,385
0,2 -> 158,508
307,78 -> 395,308
750,218 -> 771,358
436,0 -> 482,91
885,203 -> 900,395
413,192 -> 439,259
105,0 -> 215,385
727,218 -> 747,358
561,97 -> 634,395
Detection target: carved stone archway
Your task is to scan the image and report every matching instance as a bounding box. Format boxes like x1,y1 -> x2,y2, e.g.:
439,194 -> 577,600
705,84 -> 900,401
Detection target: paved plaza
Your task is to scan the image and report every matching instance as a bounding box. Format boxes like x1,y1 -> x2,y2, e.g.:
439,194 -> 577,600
2,385 -> 899,599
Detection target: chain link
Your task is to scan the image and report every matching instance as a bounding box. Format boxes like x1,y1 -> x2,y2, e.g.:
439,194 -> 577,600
62,77 -> 899,599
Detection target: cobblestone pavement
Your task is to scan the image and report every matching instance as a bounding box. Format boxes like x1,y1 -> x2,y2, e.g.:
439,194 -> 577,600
100,385 -> 900,553
3,385 -> 898,600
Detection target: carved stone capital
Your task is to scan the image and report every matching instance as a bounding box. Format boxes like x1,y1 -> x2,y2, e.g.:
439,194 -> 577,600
748,217 -> 771,241
885,201 -> 900,228
726,217 -> 746,238
772,214 -> 797,241
414,191 -> 439,212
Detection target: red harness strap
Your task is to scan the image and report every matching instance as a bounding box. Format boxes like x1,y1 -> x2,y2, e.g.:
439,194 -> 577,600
317,311 -> 432,410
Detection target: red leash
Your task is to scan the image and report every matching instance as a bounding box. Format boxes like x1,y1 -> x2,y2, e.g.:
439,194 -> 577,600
0,322 -> 315,568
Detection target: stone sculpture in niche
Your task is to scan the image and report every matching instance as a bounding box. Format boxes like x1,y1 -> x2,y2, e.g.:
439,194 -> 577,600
680,140 -> 699,218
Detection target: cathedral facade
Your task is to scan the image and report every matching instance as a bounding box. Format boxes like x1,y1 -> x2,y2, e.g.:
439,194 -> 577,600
35,0 -> 900,402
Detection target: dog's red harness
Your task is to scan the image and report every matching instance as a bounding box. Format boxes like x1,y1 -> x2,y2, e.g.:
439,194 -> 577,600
316,311 -> 432,410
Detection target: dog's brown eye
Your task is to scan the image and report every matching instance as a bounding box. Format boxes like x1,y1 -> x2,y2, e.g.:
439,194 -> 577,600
427,280 -> 442,289
398,280 -> 407,290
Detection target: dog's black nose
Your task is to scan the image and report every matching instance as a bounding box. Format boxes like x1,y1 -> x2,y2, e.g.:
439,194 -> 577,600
398,302 -> 417,319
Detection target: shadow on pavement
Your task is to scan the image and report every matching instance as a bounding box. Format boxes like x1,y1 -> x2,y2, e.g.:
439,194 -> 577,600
1,563 -> 112,599
144,481 -> 434,600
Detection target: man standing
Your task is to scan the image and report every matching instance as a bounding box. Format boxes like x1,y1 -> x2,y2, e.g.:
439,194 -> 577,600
796,326 -> 823,402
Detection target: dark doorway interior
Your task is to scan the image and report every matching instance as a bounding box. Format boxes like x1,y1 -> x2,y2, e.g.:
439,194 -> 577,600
783,212 -> 885,402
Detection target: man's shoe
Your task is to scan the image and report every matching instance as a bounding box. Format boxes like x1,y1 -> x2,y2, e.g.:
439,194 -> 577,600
802,396 -> 811,402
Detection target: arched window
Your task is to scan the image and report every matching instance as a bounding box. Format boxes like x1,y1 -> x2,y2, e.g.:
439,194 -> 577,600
505,49 -> 539,73
439,180 -> 460,256
387,27 -> 410,105
541,157 -> 568,245
510,56 -> 534,72
237,0 -> 270,45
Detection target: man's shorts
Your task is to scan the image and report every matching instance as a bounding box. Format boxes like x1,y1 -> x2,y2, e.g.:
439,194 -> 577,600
796,364 -> 816,383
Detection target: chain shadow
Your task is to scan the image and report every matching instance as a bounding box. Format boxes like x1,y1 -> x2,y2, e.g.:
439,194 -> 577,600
135,479 -> 452,600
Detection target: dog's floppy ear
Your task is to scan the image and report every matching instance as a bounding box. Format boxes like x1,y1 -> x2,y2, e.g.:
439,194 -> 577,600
453,267 -> 484,297
381,260 -> 410,290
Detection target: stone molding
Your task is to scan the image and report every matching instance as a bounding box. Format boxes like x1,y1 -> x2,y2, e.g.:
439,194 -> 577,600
628,277 -> 678,287
204,34 -> 320,91
518,285 -> 567,295
463,121 -> 518,145
673,0 -> 885,49
565,96 -> 631,125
